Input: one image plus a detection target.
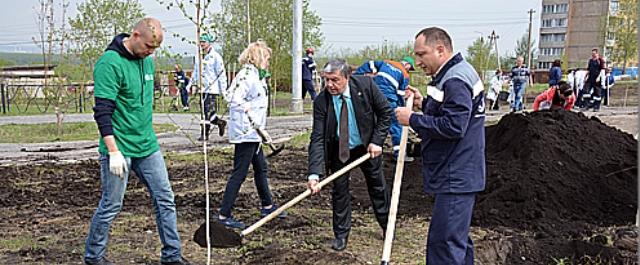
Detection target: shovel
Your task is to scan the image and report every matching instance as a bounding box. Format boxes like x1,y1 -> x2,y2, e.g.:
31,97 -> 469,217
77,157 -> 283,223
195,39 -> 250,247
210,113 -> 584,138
246,112 -> 285,158
193,153 -> 372,248
380,94 -> 414,265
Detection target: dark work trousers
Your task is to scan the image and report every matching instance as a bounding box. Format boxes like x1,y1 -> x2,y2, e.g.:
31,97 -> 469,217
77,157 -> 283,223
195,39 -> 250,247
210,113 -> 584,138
200,93 -> 220,137
329,145 -> 390,240
427,192 -> 476,265
302,79 -> 317,100
586,80 -> 602,110
179,86 -> 189,108
219,142 -> 273,217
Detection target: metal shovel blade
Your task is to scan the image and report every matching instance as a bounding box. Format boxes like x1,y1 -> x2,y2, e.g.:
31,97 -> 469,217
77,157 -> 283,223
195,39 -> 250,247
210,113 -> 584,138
193,220 -> 242,248
266,143 -> 285,158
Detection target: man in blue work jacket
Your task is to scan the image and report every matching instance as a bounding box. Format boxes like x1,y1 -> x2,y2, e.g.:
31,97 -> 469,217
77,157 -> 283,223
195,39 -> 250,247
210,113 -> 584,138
354,57 -> 414,160
396,27 -> 486,265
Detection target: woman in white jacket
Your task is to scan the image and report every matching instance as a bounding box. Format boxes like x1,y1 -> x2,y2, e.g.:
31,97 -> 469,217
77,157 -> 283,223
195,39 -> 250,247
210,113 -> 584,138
218,40 -> 285,229
487,70 -> 502,111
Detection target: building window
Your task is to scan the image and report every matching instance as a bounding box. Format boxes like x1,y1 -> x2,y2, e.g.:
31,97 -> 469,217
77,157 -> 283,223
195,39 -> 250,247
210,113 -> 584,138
610,0 -> 619,14
555,18 -> 567,27
542,19 -> 553,28
554,33 -> 566,42
543,5 -> 553,13
538,62 -> 551,69
557,4 -> 568,13
541,33 -> 566,42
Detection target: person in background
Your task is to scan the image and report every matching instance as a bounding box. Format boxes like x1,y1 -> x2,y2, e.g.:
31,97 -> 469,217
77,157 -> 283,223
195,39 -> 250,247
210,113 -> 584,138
174,64 -> 190,111
582,48 -> 606,111
217,40 -> 286,230
602,67 -> 615,106
302,47 -> 318,100
307,59 -> 392,252
487,69 -> 502,111
548,59 -> 562,87
353,56 -> 415,160
533,81 -> 575,111
509,56 -> 531,112
395,27 -> 485,265
186,33 -> 227,140
86,18 -> 190,265
574,68 -> 588,108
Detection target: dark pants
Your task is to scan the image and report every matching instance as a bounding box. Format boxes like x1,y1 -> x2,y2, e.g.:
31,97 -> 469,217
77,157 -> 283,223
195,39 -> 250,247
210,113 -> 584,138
330,145 -> 390,240
427,193 -> 476,265
179,86 -> 189,108
219,142 -> 273,217
302,79 -> 317,100
201,93 -> 221,137
586,80 -> 602,110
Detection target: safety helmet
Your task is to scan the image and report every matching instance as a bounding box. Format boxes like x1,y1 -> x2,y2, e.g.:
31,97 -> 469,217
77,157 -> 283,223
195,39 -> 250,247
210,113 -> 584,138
305,47 -> 314,54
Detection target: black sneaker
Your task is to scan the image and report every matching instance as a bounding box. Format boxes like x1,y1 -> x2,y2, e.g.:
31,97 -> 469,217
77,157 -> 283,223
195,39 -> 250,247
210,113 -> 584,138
217,119 -> 227,137
84,257 -> 114,265
260,204 -> 287,218
161,256 -> 191,265
218,215 -> 246,229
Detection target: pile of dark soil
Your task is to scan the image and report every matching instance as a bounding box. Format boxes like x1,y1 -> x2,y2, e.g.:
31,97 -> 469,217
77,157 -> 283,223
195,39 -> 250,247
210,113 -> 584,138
475,111 -> 637,233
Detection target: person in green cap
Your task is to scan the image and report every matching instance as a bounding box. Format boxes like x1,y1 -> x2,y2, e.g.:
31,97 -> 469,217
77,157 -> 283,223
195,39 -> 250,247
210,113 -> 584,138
354,56 -> 415,161
185,33 -> 227,140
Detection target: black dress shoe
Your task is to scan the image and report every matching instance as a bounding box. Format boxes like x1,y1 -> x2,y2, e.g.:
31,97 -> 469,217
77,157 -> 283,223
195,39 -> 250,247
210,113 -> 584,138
331,237 -> 348,251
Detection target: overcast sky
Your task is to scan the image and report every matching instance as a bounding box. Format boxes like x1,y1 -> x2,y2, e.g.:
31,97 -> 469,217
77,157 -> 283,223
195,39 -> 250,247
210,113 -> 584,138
0,0 -> 540,58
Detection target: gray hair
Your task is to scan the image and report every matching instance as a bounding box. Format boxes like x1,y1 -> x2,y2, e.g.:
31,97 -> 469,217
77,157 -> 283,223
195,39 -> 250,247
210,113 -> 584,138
322,59 -> 351,78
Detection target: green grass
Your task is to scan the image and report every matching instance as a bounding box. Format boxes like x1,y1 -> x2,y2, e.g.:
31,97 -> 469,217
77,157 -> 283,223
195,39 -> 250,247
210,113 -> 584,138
287,131 -> 311,148
0,122 -> 177,143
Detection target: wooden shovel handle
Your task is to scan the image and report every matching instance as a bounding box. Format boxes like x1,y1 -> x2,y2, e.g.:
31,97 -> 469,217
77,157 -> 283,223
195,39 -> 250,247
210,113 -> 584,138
381,94 -> 414,263
241,153 -> 372,236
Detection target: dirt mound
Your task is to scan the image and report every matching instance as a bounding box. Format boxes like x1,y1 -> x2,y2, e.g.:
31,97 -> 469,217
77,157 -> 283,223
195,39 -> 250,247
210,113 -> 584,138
475,111 -> 637,234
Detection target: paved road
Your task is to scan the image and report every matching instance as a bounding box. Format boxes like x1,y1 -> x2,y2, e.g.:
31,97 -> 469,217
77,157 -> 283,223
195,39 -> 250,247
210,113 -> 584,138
0,107 -> 636,165
0,113 -> 312,165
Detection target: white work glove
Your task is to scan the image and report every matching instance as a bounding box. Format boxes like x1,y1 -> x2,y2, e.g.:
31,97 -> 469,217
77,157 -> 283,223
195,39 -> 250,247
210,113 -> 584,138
108,151 -> 128,178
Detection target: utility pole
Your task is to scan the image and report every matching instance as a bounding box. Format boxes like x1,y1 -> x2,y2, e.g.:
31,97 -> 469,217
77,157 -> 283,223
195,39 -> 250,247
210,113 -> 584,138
489,30 -> 501,71
290,0 -> 303,113
526,9 -> 535,70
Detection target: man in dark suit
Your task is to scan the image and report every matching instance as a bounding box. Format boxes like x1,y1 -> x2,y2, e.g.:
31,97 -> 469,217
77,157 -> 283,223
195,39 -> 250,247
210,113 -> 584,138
307,59 -> 392,251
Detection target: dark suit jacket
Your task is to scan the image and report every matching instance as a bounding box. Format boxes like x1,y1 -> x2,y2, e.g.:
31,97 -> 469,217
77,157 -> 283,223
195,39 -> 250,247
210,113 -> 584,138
308,75 -> 391,176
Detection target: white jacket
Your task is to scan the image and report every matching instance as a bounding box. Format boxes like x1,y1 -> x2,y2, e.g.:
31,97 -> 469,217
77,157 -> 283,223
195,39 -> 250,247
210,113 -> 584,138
487,75 -> 502,101
187,48 -> 227,94
226,64 -> 268,143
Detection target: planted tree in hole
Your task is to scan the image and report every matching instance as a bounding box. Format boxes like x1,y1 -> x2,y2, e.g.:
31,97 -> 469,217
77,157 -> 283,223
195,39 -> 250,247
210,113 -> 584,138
33,0 -> 70,137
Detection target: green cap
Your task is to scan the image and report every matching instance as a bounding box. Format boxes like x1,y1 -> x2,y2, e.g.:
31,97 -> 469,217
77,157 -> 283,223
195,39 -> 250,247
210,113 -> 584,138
402,56 -> 415,70
199,33 -> 214,43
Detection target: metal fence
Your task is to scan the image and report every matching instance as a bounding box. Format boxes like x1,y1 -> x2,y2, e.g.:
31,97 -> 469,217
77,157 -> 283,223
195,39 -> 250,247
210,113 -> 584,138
0,83 -> 94,115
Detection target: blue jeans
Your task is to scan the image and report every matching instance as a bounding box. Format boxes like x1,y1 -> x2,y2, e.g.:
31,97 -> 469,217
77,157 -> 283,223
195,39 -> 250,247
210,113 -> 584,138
219,142 -> 273,217
512,82 -> 525,111
85,150 -> 182,263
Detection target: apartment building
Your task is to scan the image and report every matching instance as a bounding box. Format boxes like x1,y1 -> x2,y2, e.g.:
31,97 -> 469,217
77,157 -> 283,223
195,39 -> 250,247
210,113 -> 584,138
538,0 -> 616,70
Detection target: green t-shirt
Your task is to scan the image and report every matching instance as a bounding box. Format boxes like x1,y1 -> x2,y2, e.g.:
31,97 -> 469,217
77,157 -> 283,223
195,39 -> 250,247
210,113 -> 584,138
94,50 -> 159,157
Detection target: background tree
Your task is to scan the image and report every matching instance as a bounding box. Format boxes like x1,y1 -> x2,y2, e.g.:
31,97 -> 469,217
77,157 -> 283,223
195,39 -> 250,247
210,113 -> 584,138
609,0 -> 638,71
68,0 -> 144,90
513,33 -> 537,68
211,0 -> 323,92
33,0 -> 70,136
466,37 -> 497,81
